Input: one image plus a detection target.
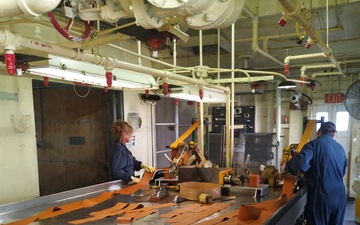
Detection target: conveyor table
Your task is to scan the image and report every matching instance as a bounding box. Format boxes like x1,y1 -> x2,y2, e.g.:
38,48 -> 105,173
0,180 -> 307,225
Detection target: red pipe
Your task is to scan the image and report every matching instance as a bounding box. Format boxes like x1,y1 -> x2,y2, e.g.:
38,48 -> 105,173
47,11 -> 94,42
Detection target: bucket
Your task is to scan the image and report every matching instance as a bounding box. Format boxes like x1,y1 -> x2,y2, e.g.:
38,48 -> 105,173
249,174 -> 260,187
352,177 -> 360,223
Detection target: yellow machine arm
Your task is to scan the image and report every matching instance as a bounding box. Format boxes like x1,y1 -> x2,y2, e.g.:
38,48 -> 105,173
280,120 -> 317,165
169,120 -> 200,150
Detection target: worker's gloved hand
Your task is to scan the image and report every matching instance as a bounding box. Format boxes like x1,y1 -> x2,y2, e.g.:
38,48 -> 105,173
141,163 -> 156,173
131,176 -> 140,183
280,162 -> 287,173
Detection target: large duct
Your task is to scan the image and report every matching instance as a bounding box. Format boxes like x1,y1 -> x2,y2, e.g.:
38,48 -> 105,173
0,0 -> 61,17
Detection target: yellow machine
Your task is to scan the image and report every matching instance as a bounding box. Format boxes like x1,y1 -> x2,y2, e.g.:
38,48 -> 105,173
280,120 -> 317,167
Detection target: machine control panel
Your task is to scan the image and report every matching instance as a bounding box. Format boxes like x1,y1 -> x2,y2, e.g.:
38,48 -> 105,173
211,106 -> 255,133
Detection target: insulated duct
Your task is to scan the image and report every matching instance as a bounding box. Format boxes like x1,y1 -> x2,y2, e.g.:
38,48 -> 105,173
0,0 -> 61,17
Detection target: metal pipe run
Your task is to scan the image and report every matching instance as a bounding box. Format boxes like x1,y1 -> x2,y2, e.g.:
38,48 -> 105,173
278,0 -> 345,77
0,28 -> 230,93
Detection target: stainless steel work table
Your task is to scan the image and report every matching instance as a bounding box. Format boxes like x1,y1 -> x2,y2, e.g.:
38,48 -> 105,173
0,180 -> 307,225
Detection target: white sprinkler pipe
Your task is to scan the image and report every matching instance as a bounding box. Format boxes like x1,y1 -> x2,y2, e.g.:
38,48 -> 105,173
278,0 -> 345,77
1,0 -> 61,17
284,52 -> 326,74
243,6 -> 283,66
312,71 -> 342,79
284,53 -> 326,65
300,63 -> 336,78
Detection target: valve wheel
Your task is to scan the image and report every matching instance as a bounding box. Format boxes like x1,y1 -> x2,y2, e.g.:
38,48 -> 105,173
47,11 -> 94,42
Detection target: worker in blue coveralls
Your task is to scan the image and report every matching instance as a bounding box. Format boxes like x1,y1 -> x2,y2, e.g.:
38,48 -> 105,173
110,120 -> 156,184
285,121 -> 347,225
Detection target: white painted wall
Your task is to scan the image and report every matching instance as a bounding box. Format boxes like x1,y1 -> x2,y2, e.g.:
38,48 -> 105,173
0,74 -> 39,204
123,90 -> 155,167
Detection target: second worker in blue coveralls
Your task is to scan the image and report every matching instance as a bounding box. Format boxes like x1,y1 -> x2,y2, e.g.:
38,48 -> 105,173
285,121 -> 347,225
110,120 -> 156,184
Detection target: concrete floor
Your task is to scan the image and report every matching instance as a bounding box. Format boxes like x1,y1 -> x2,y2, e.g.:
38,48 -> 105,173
345,197 -> 357,225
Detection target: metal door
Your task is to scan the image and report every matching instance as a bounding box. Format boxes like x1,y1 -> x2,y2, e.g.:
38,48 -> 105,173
311,104 -> 351,195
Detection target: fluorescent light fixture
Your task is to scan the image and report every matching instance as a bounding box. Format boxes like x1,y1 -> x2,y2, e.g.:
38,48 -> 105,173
168,85 -> 226,103
278,81 -> 297,89
27,55 -> 158,90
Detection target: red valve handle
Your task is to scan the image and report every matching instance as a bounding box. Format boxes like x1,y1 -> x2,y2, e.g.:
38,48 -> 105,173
47,11 -> 94,42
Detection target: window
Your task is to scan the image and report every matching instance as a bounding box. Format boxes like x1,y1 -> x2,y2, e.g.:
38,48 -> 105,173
336,111 -> 349,131
316,112 -> 328,130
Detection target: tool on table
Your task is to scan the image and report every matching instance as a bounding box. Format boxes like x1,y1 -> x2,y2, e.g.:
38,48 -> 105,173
173,195 -> 186,203
151,184 -> 180,191
148,183 -> 170,202
198,193 -> 236,204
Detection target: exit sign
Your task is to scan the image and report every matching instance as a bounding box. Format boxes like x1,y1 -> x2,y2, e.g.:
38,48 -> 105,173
324,93 -> 344,103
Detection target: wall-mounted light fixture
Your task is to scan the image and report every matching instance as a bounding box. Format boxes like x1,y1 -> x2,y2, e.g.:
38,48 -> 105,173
278,80 -> 297,89
27,55 -> 158,90
250,82 -> 263,94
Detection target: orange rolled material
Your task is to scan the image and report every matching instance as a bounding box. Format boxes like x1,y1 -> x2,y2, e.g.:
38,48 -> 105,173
249,174 -> 260,187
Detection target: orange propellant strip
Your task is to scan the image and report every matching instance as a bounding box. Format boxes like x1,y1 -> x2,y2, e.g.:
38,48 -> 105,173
195,210 -> 239,225
68,203 -> 143,224
296,119 -> 316,153
5,172 -> 153,225
117,209 -> 157,223
163,203 -> 230,225
160,203 -> 204,218
116,202 -> 175,224
236,175 -> 296,224
69,202 -> 175,224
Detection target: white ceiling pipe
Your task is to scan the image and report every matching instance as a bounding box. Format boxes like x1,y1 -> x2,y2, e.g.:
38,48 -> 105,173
0,28 -> 230,93
0,0 -> 61,17
229,22 -> 236,168
278,0 -> 345,77
284,52 -> 326,74
207,68 -> 310,85
312,71 -> 342,79
235,27 -> 343,43
284,53 -> 326,64
243,6 -> 283,66
300,63 -> 336,78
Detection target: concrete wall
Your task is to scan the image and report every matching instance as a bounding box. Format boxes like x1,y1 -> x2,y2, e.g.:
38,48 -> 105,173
0,74 -> 39,204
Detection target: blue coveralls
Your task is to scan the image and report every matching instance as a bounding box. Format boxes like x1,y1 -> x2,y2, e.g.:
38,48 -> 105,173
110,139 -> 142,181
286,134 -> 347,225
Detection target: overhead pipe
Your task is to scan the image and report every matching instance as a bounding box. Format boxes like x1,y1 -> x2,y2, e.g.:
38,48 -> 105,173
278,0 -> 345,77
234,27 -> 343,43
208,68 -> 310,85
311,71 -> 342,79
284,52 -> 326,75
0,28 -> 230,94
0,0 -> 60,17
300,63 -> 336,78
243,6 -> 283,66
